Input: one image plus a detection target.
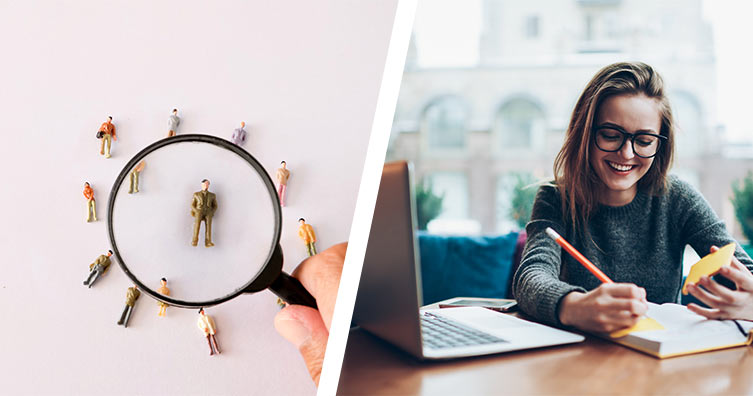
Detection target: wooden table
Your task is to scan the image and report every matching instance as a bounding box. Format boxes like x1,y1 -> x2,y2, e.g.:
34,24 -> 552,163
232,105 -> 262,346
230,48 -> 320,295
337,308 -> 753,395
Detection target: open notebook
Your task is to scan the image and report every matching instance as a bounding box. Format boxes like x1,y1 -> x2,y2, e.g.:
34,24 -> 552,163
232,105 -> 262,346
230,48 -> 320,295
604,303 -> 753,358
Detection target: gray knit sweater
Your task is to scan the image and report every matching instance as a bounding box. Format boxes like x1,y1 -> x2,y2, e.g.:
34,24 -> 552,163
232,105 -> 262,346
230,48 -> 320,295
512,176 -> 753,327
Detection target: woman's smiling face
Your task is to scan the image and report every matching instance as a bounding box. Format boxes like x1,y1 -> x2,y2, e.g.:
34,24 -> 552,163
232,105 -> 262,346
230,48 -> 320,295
589,93 -> 662,206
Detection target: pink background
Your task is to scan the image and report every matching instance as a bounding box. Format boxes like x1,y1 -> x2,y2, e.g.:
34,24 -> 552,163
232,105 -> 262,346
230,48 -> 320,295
0,1 -> 397,394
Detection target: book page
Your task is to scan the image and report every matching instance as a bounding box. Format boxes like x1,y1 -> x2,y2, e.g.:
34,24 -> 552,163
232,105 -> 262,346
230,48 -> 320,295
637,303 -> 750,343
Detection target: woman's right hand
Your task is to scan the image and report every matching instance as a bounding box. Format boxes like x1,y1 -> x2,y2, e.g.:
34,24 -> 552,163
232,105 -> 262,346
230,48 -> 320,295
558,283 -> 648,333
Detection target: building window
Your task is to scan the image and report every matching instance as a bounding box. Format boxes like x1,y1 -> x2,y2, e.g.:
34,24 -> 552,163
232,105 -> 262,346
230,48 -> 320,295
427,172 -> 469,220
496,98 -> 545,151
423,171 -> 480,234
496,172 -> 536,233
423,96 -> 468,150
578,8 -> 620,52
525,15 -> 539,39
584,14 -> 594,41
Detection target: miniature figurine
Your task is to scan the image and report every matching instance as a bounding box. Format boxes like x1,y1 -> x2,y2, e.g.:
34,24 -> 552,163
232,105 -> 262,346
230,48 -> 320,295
297,218 -> 317,257
167,108 -> 180,137
128,161 -> 146,194
276,161 -> 290,207
83,182 -> 97,222
97,116 -> 117,158
231,121 -> 247,146
157,278 -> 170,317
117,285 -> 141,328
191,179 -> 218,247
197,308 -> 220,355
83,250 -> 112,288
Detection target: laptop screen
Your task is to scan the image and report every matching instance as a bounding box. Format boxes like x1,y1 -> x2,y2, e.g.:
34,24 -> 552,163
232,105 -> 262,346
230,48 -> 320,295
352,161 -> 425,358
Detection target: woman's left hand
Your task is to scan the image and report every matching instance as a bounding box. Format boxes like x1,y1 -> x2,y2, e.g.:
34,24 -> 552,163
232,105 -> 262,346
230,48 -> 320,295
687,245 -> 753,321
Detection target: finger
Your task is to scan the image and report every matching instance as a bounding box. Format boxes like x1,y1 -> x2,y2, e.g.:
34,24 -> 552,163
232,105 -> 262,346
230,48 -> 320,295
606,309 -> 643,327
720,262 -> 753,290
601,283 -> 646,300
687,303 -> 724,319
274,305 -> 330,386
687,282 -> 725,307
730,257 -> 749,273
606,298 -> 648,316
291,242 -> 347,330
730,252 -> 745,267
710,245 -> 753,287
699,275 -> 737,303
723,247 -> 749,272
598,310 -> 641,333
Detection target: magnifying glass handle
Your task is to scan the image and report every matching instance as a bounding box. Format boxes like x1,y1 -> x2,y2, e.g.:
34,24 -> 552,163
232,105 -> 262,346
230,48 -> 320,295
270,271 -> 318,309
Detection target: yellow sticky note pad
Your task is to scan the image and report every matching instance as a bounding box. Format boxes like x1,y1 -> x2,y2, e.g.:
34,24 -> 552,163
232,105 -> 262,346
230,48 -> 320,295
609,317 -> 664,338
682,243 -> 736,295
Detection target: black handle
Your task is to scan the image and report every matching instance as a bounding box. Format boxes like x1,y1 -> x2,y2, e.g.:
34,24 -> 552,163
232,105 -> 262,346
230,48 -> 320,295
269,271 -> 318,309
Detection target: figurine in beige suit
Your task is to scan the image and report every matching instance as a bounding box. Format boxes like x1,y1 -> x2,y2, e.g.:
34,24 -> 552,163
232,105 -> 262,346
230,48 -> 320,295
190,179 -> 218,247
197,308 -> 220,355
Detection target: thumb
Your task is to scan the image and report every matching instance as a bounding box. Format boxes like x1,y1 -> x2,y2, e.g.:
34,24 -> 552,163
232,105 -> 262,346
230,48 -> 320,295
274,305 -> 329,386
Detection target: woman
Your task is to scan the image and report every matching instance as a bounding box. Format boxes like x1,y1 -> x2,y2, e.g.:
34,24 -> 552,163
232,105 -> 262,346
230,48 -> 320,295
512,62 -> 753,333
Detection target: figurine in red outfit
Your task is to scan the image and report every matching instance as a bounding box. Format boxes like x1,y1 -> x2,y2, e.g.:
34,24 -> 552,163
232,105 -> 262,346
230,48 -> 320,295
97,116 -> 117,158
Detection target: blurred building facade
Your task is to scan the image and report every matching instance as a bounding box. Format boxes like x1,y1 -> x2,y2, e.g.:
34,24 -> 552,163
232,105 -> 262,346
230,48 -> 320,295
388,0 -> 753,239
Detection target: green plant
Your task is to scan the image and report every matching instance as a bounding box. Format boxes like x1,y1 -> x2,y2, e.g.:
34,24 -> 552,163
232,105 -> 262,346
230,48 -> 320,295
415,179 -> 444,230
509,173 -> 537,229
731,171 -> 753,244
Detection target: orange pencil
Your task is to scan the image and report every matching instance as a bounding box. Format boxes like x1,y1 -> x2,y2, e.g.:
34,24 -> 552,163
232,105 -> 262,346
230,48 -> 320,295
545,227 -> 613,284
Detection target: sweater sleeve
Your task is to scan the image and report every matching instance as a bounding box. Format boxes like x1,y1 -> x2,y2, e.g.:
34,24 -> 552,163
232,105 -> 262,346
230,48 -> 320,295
673,177 -> 753,273
512,185 -> 587,327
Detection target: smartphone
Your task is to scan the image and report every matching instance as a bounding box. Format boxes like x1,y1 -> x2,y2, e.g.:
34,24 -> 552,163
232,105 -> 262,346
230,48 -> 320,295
438,297 -> 518,313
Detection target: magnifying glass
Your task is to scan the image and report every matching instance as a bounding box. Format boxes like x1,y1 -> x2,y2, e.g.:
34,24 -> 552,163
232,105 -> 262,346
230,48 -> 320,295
106,134 -> 316,309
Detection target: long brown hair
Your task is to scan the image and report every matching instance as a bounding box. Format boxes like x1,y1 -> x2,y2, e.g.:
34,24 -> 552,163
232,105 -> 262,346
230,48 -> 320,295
553,62 -> 675,232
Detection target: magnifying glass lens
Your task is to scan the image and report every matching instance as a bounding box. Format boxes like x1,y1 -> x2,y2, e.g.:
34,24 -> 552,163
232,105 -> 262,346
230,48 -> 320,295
111,139 -> 278,305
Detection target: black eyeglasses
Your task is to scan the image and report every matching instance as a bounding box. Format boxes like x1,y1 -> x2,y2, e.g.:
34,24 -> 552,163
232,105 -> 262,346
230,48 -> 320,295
593,124 -> 667,158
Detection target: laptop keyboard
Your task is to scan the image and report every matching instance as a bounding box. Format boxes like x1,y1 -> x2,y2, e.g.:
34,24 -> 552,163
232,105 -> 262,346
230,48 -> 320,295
421,311 -> 507,349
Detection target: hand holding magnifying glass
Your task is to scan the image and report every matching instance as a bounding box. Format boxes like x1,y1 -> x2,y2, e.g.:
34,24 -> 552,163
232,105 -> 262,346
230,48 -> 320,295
275,242 -> 346,386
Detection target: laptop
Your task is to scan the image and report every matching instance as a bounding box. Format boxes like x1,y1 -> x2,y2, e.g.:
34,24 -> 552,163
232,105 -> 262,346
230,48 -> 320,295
352,160 -> 584,360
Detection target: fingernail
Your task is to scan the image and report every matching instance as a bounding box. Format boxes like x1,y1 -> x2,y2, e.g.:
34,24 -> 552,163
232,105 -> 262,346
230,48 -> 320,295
276,315 -> 311,348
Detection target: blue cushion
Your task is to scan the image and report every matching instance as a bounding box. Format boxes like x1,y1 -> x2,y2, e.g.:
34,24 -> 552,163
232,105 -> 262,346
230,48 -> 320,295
417,231 -> 519,305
